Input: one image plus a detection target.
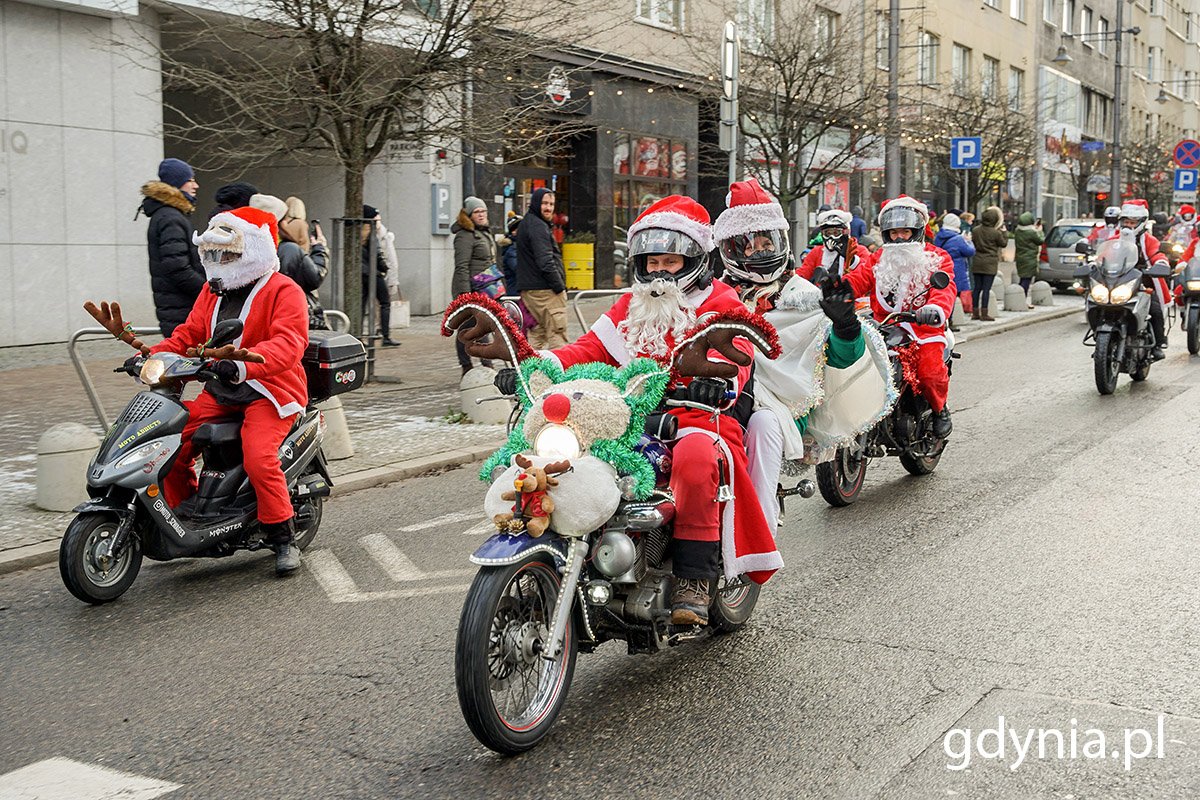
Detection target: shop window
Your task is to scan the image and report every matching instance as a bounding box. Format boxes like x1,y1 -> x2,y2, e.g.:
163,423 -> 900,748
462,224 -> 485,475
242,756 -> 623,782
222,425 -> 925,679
612,132 -> 688,230
636,0 -> 682,30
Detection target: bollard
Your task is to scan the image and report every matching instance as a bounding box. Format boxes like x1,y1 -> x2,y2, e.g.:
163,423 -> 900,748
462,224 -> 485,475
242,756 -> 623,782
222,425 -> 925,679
987,285 -> 1002,317
460,366 -> 511,425
950,296 -> 965,328
37,423 -> 100,512
1030,280 -> 1055,306
316,396 -> 354,461
1004,283 -> 1029,312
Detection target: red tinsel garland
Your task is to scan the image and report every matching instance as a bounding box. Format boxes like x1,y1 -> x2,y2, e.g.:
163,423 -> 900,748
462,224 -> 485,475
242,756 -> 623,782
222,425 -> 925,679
895,343 -> 922,395
441,292 -> 538,362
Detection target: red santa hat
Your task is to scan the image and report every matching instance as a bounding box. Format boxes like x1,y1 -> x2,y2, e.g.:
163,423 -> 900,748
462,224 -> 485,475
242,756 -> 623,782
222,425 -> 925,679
193,206 -> 280,289
712,178 -> 788,242
1120,199 -> 1150,218
628,195 -> 715,252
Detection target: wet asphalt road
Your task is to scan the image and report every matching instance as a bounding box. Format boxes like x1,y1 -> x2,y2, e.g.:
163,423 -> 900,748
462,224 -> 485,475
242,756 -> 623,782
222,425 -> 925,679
4,310 -> 1200,799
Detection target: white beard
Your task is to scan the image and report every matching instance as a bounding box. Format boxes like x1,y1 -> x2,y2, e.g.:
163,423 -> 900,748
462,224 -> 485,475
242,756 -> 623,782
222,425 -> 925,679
202,255 -> 275,291
619,278 -> 696,359
873,242 -> 939,307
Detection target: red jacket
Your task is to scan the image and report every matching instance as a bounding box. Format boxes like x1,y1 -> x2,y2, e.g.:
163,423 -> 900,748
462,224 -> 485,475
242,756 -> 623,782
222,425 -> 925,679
151,272 -> 310,417
844,244 -> 957,346
797,240 -> 871,282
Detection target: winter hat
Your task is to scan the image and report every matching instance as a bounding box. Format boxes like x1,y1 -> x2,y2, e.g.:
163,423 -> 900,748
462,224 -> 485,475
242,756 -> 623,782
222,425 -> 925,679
628,194 -> 715,252
213,182 -> 258,209
158,158 -> 194,189
941,213 -> 962,232
249,193 -> 289,222
713,178 -> 788,243
1121,199 -> 1150,218
1018,211 -> 1035,225
464,196 -> 487,213
363,204 -> 379,220
852,205 -> 864,218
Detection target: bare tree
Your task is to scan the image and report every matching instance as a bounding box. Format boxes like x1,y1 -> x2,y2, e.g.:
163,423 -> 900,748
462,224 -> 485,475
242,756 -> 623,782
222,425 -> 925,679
1123,135 -> 1176,214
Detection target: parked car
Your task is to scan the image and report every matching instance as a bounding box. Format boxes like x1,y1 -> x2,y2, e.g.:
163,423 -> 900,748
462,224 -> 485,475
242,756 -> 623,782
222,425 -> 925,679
1040,218 -> 1101,287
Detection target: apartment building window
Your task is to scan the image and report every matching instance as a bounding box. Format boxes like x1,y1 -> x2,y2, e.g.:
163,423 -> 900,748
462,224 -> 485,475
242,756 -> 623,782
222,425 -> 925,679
984,0 -> 998,7
1062,0 -> 1074,33
1148,46 -> 1159,78
982,56 -> 1000,99
1080,6 -> 1093,41
1011,0 -> 1025,20
919,32 -> 940,85
876,12 -> 890,70
1148,0 -> 1161,16
1043,0 -> 1054,24
636,0 -> 682,29
738,0 -> 775,52
952,43 -> 972,94
1008,67 -> 1025,111
1187,71 -> 1197,102
1098,17 -> 1109,54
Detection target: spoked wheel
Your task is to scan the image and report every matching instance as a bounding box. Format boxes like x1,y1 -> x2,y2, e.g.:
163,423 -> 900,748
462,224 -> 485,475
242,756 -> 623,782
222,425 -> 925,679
59,512 -> 142,605
815,435 -> 868,507
455,556 -> 577,754
709,574 -> 761,634
1094,330 -> 1120,395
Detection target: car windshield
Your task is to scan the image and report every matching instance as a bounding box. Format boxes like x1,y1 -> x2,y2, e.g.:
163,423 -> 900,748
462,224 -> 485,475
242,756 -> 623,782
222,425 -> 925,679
1046,225 -> 1094,248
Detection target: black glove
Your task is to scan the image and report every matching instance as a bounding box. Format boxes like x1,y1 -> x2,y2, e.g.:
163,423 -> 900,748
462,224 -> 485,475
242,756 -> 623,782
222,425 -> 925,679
915,305 -> 945,327
212,361 -> 241,385
122,354 -> 141,375
494,368 -> 517,396
819,277 -> 861,341
687,377 -> 731,408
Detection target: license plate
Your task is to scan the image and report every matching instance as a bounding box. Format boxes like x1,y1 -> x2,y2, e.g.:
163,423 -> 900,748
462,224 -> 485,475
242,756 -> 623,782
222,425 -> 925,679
1060,254 -> 1083,264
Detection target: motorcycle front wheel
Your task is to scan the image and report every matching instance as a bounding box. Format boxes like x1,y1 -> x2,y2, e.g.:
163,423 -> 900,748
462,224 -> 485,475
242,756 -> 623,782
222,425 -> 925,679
1189,321 -> 1200,356
815,436 -> 868,507
59,512 -> 142,604
455,556 -> 577,755
1093,330 -> 1120,395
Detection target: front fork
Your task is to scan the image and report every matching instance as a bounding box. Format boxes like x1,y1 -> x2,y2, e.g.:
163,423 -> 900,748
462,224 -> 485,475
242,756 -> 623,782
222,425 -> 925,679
541,538 -> 588,660
94,504 -> 138,565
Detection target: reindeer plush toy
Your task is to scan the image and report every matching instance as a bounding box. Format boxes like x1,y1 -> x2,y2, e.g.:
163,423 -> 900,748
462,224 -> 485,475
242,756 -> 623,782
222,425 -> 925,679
494,454 -> 572,537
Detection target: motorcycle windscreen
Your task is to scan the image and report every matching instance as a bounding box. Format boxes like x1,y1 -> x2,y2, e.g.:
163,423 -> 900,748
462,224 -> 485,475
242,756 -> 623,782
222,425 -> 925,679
1095,233 -> 1140,276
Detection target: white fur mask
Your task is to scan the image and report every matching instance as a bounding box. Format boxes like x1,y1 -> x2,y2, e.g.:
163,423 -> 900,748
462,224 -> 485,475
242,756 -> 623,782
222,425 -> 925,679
193,212 -> 280,290
619,278 -> 696,359
873,242 -> 938,307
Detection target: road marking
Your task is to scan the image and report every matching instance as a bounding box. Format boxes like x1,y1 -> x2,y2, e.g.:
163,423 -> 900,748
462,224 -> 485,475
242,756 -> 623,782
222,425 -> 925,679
0,758 -> 180,800
397,510 -> 481,532
462,520 -> 497,536
360,534 -> 475,581
305,543 -> 474,604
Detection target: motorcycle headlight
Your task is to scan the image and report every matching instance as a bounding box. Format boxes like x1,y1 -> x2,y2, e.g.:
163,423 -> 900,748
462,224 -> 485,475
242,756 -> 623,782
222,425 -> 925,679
139,355 -> 170,387
1187,280 -> 1200,291
534,424 -> 581,460
1109,279 -> 1138,304
1089,282 -> 1110,304
115,437 -> 168,470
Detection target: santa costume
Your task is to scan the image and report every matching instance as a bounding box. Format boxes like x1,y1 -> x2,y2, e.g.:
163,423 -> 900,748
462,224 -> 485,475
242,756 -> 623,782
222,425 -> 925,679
797,208 -> 871,305
150,206 -> 310,571
539,195 -> 782,610
842,195 -> 957,413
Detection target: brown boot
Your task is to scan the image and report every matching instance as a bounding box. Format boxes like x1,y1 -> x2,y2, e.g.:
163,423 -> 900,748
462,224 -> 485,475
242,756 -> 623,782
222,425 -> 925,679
981,311 -> 996,322
670,577 -> 711,625
971,307 -> 981,320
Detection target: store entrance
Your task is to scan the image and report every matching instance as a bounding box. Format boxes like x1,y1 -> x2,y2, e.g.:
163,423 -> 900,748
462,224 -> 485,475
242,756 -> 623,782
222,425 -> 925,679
503,153 -> 571,243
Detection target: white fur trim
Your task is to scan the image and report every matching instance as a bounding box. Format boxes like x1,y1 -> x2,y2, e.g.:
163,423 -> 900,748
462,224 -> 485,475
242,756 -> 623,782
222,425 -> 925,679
628,210 -> 715,252
590,314 -> 633,366
537,349 -> 563,369
713,201 -> 788,241
235,362 -> 247,383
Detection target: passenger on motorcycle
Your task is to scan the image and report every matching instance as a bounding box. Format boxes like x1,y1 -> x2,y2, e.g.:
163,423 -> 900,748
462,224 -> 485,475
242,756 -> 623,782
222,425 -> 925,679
1111,200 -> 1171,360
840,195 -> 957,438
147,206 -> 311,574
541,195 -> 781,625
797,209 -> 871,284
1088,206 -> 1122,244
1167,204 -> 1197,246
715,179 -> 891,530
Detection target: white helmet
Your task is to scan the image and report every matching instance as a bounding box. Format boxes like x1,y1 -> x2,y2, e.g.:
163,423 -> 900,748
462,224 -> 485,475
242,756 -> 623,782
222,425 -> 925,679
817,209 -> 853,251
1118,201 -> 1150,235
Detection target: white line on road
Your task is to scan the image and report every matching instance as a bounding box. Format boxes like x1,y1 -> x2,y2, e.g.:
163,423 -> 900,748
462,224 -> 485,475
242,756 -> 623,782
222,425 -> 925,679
0,757 -> 180,800
397,510 -> 481,532
360,534 -> 425,581
305,547 -> 474,604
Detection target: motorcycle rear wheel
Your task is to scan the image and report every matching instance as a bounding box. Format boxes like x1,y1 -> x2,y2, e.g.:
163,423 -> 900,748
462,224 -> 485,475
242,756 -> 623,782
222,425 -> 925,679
816,437 -> 868,507
455,556 -> 577,755
292,496 -> 323,551
710,575 -> 761,633
59,512 -> 142,605
899,449 -> 943,476
1189,322 -> 1200,356
1093,331 -> 1120,395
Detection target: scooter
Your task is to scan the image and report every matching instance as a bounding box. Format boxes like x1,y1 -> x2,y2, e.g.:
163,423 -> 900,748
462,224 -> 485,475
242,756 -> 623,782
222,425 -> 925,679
59,319 -> 366,604
1178,255 -> 1200,355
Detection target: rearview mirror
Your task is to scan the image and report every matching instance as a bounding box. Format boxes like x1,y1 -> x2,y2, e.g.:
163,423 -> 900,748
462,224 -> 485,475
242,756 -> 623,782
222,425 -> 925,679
210,319 -> 244,348
930,271 -> 951,290
1074,241 -> 1092,255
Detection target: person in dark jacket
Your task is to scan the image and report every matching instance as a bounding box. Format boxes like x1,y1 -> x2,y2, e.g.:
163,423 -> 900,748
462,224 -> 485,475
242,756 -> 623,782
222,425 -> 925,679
361,203 -> 399,346
850,205 -> 868,239
451,197 -> 498,373
970,206 -> 1007,321
499,214 -> 521,292
250,193 -> 329,328
515,188 -> 568,348
933,213 -> 976,325
139,158 -> 205,336
207,181 -> 259,220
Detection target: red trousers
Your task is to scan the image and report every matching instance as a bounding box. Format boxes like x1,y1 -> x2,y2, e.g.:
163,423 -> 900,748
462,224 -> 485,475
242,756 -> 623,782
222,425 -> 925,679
911,342 -> 949,412
164,391 -> 297,524
670,432 -> 727,543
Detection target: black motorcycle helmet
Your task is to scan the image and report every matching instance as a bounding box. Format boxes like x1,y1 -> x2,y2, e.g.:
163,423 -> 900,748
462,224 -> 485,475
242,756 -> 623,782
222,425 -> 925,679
717,229 -> 791,285
627,195 -> 714,294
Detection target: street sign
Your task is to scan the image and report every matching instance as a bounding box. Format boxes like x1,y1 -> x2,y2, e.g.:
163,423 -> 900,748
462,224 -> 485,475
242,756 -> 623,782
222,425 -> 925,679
1173,191 -> 1198,204
1173,169 -> 1198,193
1173,139 -> 1200,168
1081,141 -> 1105,152
950,137 -> 982,170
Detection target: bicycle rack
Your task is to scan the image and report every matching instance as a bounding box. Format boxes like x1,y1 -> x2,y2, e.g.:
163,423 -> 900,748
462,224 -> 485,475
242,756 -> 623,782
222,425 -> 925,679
570,289 -> 630,332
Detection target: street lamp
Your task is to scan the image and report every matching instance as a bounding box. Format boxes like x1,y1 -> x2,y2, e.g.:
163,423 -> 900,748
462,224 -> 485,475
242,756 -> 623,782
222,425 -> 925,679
1153,78 -> 1200,104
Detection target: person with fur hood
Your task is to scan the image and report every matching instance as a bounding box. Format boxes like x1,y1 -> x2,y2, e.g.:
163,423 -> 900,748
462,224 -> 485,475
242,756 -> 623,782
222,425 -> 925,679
138,158 -> 205,336
714,179 -> 892,530
970,206 -> 1008,320
149,206 -> 311,575
840,196 -> 957,438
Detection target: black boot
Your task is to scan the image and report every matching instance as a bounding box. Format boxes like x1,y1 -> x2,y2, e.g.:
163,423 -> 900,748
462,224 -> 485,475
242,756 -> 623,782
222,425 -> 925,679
932,408 -> 953,439
263,519 -> 300,576
1151,346 -> 1167,361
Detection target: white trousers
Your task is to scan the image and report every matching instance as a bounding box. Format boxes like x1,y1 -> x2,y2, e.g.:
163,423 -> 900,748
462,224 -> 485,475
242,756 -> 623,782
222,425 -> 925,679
745,409 -> 784,531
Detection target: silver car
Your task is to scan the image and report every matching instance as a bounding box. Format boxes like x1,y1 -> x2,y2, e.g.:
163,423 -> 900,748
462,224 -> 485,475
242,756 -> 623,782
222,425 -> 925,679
1041,218 -> 1102,286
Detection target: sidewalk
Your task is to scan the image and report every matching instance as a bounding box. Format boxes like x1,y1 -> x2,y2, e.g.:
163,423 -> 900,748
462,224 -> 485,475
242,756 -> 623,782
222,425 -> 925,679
0,288 -> 1076,571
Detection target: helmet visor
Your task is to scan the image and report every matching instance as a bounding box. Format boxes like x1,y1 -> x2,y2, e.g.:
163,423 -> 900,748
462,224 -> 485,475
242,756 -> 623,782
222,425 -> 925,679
718,229 -> 789,266
879,206 -> 925,232
628,228 -> 706,259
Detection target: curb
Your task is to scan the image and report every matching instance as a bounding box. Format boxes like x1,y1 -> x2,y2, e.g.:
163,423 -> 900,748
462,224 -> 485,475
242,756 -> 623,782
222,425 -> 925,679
0,442 -> 501,578
954,303 -> 1082,344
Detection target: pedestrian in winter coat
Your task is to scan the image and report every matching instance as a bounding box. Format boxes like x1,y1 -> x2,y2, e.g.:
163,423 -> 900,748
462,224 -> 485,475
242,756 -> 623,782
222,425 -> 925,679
933,213 -> 976,320
360,203 -> 399,347
452,197 -> 499,373
207,181 -> 259,221
499,214 -> 521,293
249,193 -> 329,329
850,206 -> 868,239
1013,211 -> 1044,297
139,158 -> 205,336
970,206 -> 1008,321
516,187 -> 568,348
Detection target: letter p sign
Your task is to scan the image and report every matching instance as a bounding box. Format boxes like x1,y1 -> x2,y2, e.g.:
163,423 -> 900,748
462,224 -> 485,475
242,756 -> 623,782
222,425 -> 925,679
951,137 -> 983,170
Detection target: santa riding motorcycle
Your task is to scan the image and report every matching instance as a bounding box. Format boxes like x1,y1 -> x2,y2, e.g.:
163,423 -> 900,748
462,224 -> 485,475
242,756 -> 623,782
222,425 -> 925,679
1101,200 -> 1171,361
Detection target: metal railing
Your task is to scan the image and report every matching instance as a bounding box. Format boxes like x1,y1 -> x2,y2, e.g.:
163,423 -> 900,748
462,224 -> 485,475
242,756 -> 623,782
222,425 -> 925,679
570,289 -> 630,332
69,326 -> 160,429
323,309 -> 350,333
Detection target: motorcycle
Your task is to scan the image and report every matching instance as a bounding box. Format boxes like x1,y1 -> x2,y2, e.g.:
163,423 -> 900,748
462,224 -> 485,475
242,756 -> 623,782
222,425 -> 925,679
443,295 -> 780,754
58,318 -> 367,604
1178,255 -> 1200,355
813,271 -> 957,506
1164,240 -> 1188,269
1072,232 -> 1171,395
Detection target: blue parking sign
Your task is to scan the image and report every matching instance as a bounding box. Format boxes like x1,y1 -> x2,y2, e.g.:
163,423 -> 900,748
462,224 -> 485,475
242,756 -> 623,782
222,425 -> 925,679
950,137 -> 983,170
1174,169 -> 1198,192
